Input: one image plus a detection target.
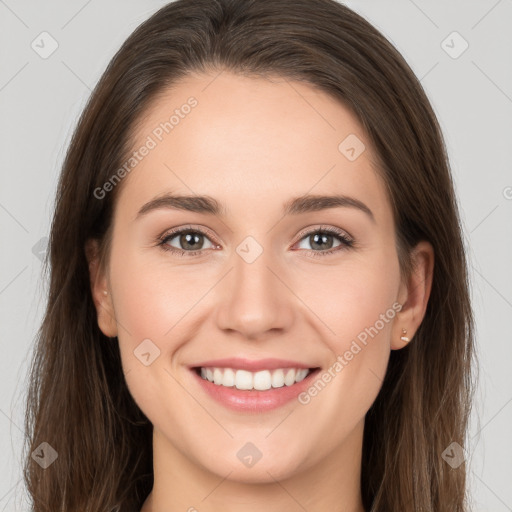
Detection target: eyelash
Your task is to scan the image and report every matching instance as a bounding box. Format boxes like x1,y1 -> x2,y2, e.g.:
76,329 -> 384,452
156,224 -> 355,258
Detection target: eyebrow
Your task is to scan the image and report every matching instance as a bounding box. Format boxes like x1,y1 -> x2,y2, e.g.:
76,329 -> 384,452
135,192 -> 375,223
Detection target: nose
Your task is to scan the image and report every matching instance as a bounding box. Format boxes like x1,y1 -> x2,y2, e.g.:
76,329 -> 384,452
214,247 -> 295,341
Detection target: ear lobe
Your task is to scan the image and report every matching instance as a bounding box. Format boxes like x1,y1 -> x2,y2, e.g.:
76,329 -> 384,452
85,238 -> 118,338
391,241 -> 434,350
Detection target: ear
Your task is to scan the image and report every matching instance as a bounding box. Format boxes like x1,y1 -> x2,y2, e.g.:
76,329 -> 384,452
391,240 -> 434,350
85,238 -> 118,338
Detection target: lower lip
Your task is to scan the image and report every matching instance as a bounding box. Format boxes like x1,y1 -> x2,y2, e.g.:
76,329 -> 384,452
191,368 -> 320,412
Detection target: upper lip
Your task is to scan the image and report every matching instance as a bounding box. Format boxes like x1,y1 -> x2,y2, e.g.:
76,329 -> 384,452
191,357 -> 316,372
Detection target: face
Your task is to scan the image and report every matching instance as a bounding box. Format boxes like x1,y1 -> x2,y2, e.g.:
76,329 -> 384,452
92,70 -> 411,484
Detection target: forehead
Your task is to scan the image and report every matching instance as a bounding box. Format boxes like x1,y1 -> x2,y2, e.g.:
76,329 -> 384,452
117,70 -> 390,224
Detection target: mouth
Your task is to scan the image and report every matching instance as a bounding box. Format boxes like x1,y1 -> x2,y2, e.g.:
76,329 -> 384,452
193,366 -> 316,391
189,360 -> 321,412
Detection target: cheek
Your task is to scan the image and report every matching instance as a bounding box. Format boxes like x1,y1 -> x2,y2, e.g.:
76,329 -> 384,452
108,244 -> 223,405
294,252 -> 400,350
110,244 -> 215,341
108,248 -> 197,423
289,260 -> 398,447
290,250 -> 400,411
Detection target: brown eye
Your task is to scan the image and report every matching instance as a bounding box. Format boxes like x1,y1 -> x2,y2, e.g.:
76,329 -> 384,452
295,228 -> 353,254
160,228 -> 216,254
306,232 -> 336,251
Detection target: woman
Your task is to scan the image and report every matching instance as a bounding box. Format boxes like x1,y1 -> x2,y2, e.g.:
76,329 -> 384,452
23,0 -> 476,510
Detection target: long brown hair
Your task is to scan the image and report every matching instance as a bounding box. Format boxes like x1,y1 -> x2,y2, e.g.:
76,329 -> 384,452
23,0 -> 477,510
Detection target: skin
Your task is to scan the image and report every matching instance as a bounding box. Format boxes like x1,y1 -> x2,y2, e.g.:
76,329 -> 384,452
87,70 -> 434,512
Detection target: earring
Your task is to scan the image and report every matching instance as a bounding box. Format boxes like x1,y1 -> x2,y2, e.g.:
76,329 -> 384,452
400,328 -> 410,343
103,290 -> 108,295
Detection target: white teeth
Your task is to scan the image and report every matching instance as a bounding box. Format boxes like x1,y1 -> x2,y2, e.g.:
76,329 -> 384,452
253,370 -> 271,391
198,367 -> 311,390
235,370 -> 253,390
213,368 -> 223,385
295,368 -> 309,382
271,369 -> 285,388
284,368 -> 295,386
223,368 -> 235,387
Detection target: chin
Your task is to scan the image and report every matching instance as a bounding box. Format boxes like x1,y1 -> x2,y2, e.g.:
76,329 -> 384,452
201,449 -> 309,484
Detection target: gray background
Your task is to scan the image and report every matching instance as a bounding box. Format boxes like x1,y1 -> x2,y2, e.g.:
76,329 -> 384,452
1,0 -> 511,510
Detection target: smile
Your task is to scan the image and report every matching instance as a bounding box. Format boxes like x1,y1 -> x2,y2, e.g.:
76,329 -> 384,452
198,367 -> 311,391
189,357 -> 320,412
